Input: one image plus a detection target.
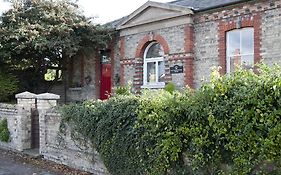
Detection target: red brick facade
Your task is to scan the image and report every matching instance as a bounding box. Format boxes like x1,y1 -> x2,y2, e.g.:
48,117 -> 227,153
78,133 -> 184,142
63,0 -> 281,102
184,24 -> 195,88
135,34 -> 170,58
133,34 -> 170,92
120,37 -> 125,86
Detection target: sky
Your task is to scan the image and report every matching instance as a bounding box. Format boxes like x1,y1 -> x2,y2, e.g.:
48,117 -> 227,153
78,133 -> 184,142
0,0 -> 172,24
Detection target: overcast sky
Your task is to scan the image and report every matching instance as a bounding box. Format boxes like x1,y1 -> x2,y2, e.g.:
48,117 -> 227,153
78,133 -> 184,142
0,0 -> 172,24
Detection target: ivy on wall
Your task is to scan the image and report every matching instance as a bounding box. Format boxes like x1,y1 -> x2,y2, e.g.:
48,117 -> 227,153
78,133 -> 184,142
60,64 -> 281,175
0,118 -> 10,142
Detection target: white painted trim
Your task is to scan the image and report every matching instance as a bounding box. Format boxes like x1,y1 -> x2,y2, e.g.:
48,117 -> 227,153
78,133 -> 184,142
141,83 -> 165,89
143,42 -> 165,88
226,27 -> 254,73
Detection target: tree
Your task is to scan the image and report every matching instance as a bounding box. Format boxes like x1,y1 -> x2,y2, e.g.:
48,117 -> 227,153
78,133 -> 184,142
0,0 -> 114,76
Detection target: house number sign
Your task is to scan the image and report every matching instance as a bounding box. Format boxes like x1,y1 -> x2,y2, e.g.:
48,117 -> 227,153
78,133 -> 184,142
170,65 -> 183,74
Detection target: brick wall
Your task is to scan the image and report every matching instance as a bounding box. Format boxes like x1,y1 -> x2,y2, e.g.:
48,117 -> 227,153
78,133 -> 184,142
192,0 -> 281,88
67,52 -> 99,102
124,25 -> 186,60
261,7 -> 281,66
119,24 -> 194,91
193,21 -> 219,88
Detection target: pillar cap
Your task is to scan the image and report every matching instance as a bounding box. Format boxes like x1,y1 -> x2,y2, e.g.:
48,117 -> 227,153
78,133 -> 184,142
15,91 -> 36,99
36,93 -> 60,100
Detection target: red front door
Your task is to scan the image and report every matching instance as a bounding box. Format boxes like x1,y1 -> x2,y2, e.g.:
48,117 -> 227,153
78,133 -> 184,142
100,63 -> 111,100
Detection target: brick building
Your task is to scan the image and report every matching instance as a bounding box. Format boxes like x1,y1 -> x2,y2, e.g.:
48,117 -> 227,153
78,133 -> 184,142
64,0 -> 281,101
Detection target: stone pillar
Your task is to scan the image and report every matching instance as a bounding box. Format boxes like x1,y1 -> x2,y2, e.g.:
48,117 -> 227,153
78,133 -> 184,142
15,91 -> 37,151
36,93 -> 60,154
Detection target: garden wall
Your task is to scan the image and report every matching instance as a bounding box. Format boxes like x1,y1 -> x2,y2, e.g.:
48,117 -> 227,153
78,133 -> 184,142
0,103 -> 17,149
0,92 -> 108,175
41,110 -> 108,174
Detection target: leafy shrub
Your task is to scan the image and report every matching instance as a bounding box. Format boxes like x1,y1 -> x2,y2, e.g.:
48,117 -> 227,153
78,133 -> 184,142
0,118 -> 10,142
0,71 -> 18,102
178,64 -> 281,174
60,96 -> 145,175
60,64 -> 281,175
135,90 -> 189,174
115,85 -> 131,96
164,82 -> 176,94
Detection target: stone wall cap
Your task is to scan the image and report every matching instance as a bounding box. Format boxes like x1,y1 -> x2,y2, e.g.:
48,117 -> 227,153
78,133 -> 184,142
36,93 -> 60,100
15,91 -> 36,99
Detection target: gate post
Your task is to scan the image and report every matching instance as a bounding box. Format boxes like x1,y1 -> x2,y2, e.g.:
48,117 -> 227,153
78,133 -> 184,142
36,93 -> 60,154
15,91 -> 37,151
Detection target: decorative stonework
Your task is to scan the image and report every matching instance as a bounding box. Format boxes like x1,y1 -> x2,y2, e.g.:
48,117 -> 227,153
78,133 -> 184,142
135,34 -> 170,58
194,0 -> 281,24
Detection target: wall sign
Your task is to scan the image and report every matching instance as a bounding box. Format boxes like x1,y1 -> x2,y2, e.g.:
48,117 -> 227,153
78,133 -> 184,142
170,65 -> 183,74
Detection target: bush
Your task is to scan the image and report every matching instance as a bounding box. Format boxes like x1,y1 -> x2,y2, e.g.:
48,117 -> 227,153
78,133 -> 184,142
164,82 -> 176,94
135,90 -> 189,174
60,96 -> 145,175
60,64 -> 281,175
115,85 -> 131,96
0,118 -> 10,142
0,71 -> 18,102
177,65 -> 281,174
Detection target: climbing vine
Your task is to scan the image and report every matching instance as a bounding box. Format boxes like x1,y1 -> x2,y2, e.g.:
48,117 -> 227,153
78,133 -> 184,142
60,64 -> 281,175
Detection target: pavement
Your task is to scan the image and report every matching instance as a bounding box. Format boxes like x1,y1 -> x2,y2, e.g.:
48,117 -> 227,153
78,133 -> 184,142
0,150 -> 58,175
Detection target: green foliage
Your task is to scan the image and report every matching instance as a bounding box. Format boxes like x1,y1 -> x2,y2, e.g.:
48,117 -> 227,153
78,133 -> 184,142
179,64 -> 281,174
115,85 -> 131,96
0,0 -> 114,72
135,90 -> 189,174
0,71 -> 18,102
60,96 -> 145,175
0,118 -> 10,142
164,82 -> 176,94
60,64 -> 281,175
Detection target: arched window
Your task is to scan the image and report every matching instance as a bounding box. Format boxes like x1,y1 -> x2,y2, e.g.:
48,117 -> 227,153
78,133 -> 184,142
143,42 -> 165,88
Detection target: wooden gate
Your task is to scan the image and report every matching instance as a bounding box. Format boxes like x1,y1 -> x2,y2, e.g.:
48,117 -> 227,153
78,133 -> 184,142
31,108 -> 39,149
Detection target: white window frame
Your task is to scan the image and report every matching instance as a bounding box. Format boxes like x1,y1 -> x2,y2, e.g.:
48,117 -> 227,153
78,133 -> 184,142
226,27 -> 254,73
141,42 -> 165,89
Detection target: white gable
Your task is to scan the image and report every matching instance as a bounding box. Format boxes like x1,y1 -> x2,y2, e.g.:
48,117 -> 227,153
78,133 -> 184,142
117,1 -> 193,30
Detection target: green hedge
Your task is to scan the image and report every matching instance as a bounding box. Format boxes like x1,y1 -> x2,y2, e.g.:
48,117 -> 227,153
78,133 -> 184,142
60,64 -> 281,175
0,118 -> 10,142
0,71 -> 18,102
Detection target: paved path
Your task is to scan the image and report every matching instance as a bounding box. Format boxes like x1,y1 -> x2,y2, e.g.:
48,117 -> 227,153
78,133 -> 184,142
0,152 -> 58,175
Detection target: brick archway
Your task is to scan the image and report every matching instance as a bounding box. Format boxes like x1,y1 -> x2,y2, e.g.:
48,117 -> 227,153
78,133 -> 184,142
133,34 -> 170,92
135,34 -> 170,58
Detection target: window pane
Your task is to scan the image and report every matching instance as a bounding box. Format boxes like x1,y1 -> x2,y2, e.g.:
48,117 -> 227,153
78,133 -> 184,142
227,30 -> 240,56
158,61 -> 165,82
147,62 -> 156,83
146,43 -> 164,59
241,55 -> 254,70
229,54 -> 254,72
229,55 -> 242,72
241,28 -> 254,55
